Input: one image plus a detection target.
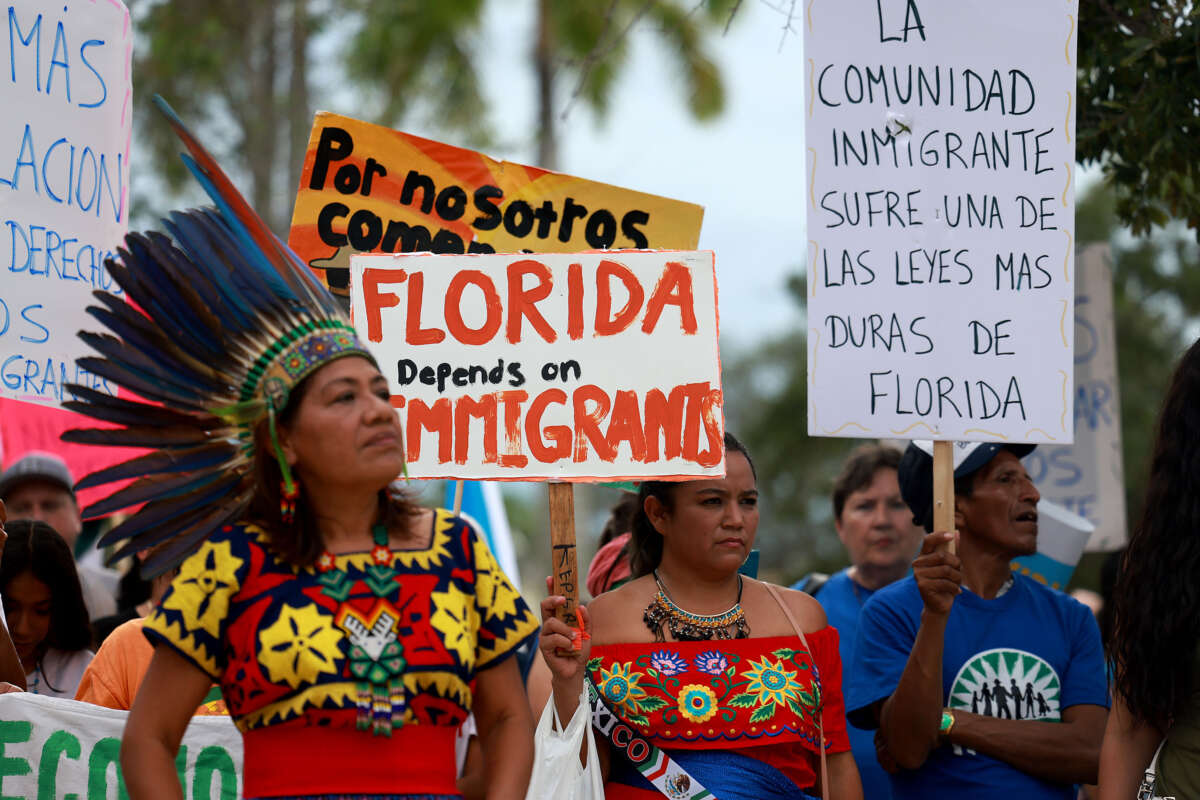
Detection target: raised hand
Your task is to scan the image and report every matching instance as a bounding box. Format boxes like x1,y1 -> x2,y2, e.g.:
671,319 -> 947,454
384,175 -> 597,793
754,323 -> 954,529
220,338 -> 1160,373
538,581 -> 592,687
913,531 -> 962,616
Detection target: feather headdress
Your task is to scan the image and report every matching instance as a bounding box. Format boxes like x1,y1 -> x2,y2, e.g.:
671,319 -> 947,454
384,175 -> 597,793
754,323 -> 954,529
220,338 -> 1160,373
62,97 -> 374,576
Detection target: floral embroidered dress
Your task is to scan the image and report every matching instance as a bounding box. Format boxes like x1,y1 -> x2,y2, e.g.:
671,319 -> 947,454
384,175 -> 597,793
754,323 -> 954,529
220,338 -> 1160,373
143,509 -> 538,799
588,630 -> 850,800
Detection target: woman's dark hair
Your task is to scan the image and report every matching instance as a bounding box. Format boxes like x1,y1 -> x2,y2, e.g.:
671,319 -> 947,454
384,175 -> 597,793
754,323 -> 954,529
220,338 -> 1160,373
1110,338 -> 1200,729
598,492 -> 639,549
629,432 -> 756,578
245,364 -> 419,568
1,519 -> 92,688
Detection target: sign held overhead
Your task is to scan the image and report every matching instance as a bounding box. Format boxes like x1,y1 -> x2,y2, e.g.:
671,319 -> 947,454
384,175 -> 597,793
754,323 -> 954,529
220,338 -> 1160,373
804,0 -> 1079,444
350,251 -> 723,482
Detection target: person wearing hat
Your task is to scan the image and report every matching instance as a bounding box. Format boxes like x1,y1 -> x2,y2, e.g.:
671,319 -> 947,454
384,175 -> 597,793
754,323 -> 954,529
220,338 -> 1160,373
791,443 -> 924,800
0,453 -> 117,621
845,441 -> 1109,799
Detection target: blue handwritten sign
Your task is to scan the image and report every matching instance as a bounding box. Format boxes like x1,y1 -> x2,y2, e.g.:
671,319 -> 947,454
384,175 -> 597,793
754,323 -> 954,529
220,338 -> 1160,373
1022,245 -> 1126,551
0,0 -> 131,406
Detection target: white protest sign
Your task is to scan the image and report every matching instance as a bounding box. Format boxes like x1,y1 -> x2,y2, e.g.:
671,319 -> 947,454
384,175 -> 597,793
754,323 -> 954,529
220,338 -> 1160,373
1024,244 -> 1126,551
805,0 -> 1078,443
0,0 -> 132,407
349,250 -> 723,481
0,693 -> 242,799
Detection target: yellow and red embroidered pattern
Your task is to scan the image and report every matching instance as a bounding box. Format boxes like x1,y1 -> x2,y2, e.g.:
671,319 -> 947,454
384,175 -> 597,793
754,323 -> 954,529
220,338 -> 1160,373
144,509 -> 537,733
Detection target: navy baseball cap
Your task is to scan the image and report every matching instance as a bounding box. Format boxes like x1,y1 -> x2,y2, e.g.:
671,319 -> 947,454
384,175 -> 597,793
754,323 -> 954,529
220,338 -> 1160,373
898,441 -> 1036,531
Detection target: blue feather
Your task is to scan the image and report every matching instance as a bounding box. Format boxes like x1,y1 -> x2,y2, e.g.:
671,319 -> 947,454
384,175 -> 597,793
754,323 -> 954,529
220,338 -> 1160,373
72,443 -> 237,490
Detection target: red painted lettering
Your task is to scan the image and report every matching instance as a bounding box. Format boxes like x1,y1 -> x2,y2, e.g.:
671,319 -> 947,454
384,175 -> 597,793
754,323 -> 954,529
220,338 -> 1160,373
497,390 -> 529,468
572,384 -> 615,462
444,270 -> 502,345
406,397 -> 452,463
405,272 -> 446,345
361,268 -> 407,343
506,259 -> 557,344
642,261 -> 697,335
454,394 -> 497,464
594,259 -> 644,336
526,389 -> 571,462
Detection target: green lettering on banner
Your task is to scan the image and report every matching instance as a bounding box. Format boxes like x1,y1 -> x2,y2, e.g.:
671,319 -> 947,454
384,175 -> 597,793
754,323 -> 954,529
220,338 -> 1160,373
38,729 -> 81,800
192,746 -> 237,800
87,737 -> 128,800
0,720 -> 32,800
175,745 -> 188,792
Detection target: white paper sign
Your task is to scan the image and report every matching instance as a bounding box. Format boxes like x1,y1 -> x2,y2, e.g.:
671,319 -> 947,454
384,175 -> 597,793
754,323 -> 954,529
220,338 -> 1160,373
1024,244 -> 1126,551
349,251 -> 724,481
0,0 -> 132,407
805,0 -> 1078,444
0,693 -> 242,799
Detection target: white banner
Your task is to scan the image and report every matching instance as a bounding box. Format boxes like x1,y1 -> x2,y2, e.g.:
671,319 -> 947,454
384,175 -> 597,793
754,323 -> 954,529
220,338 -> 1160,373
0,693 -> 242,799
349,250 -> 723,481
805,0 -> 1078,443
0,0 -> 132,407
1024,244 -> 1127,551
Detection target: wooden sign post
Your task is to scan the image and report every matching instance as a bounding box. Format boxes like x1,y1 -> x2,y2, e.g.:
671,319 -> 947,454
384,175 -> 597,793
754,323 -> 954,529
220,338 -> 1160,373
933,440 -> 955,554
347,251 -> 724,635
549,482 -> 579,627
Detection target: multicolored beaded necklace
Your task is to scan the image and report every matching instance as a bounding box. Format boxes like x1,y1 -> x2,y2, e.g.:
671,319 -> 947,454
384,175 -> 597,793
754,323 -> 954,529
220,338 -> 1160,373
315,524 -> 406,736
644,569 -> 751,642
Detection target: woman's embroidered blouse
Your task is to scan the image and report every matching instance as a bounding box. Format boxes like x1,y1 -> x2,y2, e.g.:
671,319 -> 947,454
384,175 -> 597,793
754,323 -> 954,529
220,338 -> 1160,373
587,629 -> 850,791
143,510 -> 538,733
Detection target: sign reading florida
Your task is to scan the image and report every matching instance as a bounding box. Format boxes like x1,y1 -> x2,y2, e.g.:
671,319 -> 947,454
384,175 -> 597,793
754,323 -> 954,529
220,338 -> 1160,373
289,113 -> 704,303
350,251 -> 722,481
804,0 -> 1078,443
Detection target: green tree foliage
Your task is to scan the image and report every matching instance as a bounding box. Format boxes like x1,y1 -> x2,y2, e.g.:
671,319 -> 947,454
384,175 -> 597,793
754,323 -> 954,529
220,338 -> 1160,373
135,0 -> 737,230
344,0 -> 492,149
722,275 -> 858,583
530,0 -> 735,167
1077,2 -> 1200,235
134,0 -> 321,231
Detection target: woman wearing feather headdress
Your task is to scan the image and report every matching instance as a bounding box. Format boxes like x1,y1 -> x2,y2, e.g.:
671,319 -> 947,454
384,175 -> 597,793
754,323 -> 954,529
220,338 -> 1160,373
64,100 -> 538,800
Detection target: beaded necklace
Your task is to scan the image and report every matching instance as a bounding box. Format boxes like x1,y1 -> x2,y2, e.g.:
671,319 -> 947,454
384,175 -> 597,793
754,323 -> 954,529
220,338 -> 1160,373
644,569 -> 750,642
315,524 -> 406,736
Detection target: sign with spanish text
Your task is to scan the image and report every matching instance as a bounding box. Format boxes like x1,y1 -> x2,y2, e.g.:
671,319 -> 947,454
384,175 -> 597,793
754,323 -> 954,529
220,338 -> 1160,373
804,0 -> 1078,443
289,113 -> 705,304
1023,245 -> 1126,551
0,0 -> 132,407
0,693 -> 242,799
349,251 -> 723,481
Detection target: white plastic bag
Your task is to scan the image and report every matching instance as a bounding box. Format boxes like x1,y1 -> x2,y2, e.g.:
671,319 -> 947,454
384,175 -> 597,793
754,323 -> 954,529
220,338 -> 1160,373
525,684 -> 604,800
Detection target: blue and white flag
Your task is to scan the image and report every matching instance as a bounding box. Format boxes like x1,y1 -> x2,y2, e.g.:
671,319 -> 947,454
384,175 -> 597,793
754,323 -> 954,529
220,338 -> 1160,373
1011,500 -> 1094,591
445,481 -> 522,592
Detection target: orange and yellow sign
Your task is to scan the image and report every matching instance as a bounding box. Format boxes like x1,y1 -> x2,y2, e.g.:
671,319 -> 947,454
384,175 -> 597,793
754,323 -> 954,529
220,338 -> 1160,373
288,113 -> 704,299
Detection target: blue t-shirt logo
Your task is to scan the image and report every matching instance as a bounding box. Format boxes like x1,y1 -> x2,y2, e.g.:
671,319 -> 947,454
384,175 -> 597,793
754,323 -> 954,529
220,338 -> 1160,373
948,647 -> 1061,755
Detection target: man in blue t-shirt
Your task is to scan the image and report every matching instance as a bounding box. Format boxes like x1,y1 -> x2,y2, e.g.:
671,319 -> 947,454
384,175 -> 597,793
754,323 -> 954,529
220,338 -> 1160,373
846,441 -> 1109,799
791,444 -> 923,800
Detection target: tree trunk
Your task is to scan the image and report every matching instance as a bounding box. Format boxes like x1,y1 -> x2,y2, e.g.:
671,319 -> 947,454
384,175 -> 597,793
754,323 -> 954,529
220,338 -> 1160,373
247,1 -> 279,231
288,0 -> 311,211
534,0 -> 558,169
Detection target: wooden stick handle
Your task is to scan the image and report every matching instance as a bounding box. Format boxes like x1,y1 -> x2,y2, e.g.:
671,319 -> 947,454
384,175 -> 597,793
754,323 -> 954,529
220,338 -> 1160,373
452,479 -> 464,516
933,440 -> 956,554
548,482 -> 579,627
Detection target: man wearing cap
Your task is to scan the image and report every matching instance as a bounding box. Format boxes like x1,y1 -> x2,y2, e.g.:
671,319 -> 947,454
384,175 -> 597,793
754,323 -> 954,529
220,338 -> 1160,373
846,441 -> 1108,799
0,453 -> 117,620
791,443 -> 923,800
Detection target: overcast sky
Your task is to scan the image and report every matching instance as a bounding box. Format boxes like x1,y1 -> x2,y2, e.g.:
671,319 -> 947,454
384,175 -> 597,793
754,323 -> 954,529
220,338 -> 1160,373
474,1 -> 811,351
